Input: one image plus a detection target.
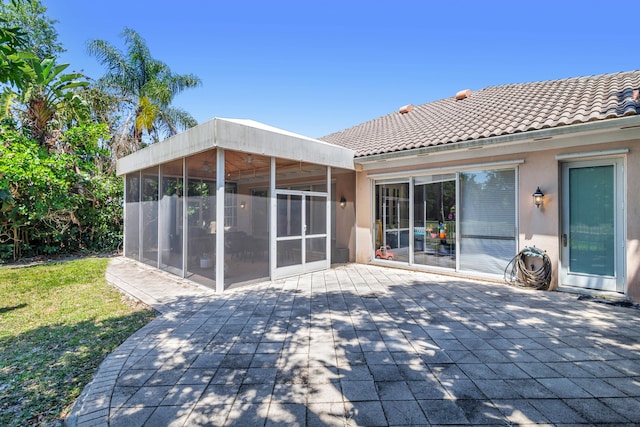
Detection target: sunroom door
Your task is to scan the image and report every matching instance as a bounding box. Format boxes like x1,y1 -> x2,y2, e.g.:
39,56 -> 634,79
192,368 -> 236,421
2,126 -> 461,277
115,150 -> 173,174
560,159 -> 625,292
275,190 -> 328,278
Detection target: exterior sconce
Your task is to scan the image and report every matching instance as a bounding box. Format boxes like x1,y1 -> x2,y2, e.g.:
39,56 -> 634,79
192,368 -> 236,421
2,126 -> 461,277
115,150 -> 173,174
339,197 -> 347,208
240,201 -> 246,209
532,187 -> 544,208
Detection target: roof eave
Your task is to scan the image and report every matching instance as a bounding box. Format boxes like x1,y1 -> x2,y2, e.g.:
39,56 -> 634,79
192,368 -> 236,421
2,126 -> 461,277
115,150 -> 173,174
353,115 -> 640,167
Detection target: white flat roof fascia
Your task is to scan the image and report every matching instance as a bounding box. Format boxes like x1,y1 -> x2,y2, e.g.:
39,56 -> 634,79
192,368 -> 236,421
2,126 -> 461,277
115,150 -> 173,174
116,117 -> 355,176
214,118 -> 355,170
116,119 -> 216,175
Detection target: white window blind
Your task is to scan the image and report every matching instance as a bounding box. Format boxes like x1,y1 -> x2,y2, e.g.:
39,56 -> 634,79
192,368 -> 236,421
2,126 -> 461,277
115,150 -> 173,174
459,169 -> 516,275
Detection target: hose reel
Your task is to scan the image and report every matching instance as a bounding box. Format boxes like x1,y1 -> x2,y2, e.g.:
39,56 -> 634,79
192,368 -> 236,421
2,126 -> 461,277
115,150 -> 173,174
504,246 -> 552,290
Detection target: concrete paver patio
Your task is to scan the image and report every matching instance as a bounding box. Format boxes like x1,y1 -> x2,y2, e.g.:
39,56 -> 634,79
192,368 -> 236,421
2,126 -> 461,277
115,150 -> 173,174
67,257 -> 640,426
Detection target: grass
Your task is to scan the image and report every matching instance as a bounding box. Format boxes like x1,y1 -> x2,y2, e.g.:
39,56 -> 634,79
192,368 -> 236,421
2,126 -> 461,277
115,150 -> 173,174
0,257 -> 156,426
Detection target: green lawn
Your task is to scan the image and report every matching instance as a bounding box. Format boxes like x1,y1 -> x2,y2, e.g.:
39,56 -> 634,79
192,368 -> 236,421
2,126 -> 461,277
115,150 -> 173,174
0,257 -> 156,426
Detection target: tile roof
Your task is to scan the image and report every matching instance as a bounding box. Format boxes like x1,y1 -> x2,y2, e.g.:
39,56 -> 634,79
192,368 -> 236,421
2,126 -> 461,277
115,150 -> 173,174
320,71 -> 640,157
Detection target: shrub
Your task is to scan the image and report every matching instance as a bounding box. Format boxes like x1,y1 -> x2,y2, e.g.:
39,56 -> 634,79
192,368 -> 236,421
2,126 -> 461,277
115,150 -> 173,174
0,124 -> 123,261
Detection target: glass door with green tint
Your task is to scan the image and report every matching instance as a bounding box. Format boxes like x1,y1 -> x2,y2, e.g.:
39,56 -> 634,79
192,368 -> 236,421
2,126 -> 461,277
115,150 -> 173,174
560,159 -> 625,292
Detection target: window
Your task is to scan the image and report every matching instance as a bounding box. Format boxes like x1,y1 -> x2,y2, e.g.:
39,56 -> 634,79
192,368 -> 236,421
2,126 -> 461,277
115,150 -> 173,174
224,182 -> 237,228
459,169 -> 516,275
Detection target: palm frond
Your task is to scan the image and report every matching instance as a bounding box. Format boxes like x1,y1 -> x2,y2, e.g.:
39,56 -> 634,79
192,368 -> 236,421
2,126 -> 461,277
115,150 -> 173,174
168,73 -> 202,94
86,39 -> 127,76
0,87 -> 16,121
87,27 -> 202,147
156,105 -> 197,137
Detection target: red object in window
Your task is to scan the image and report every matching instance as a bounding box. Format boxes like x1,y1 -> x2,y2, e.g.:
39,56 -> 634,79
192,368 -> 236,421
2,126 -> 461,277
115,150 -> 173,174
375,246 -> 395,260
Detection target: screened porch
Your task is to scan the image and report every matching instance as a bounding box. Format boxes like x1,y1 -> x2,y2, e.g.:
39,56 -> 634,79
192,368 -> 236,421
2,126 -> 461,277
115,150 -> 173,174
118,118 -> 355,292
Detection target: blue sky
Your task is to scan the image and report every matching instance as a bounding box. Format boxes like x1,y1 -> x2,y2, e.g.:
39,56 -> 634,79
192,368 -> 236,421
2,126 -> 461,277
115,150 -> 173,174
46,1 -> 638,138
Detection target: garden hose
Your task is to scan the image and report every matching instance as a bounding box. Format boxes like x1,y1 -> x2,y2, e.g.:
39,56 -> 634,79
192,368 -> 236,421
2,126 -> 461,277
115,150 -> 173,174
504,246 -> 552,290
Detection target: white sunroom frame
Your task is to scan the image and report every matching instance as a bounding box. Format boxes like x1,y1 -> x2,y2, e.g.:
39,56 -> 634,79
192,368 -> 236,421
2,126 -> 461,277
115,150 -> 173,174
118,118 -> 355,293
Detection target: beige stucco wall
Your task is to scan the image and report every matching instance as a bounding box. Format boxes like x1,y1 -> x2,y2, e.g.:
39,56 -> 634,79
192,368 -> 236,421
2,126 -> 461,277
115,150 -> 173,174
354,169 -> 372,264
518,149 -> 560,289
334,171 -> 357,262
354,135 -> 640,300
622,142 -> 640,300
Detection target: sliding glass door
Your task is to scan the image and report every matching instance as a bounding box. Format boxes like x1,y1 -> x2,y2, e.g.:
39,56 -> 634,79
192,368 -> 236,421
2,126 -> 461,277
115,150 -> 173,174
374,168 -> 516,277
374,182 -> 410,263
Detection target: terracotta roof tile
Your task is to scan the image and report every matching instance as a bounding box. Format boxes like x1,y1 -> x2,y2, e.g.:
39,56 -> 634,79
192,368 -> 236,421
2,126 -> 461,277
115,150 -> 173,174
321,71 -> 640,157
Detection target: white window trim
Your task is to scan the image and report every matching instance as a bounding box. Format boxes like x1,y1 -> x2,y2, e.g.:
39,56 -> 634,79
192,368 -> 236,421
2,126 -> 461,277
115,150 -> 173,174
555,148 -> 628,161
367,159 -> 524,180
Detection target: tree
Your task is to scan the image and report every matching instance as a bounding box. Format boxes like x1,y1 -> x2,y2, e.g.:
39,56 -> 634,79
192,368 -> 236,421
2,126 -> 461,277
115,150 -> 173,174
0,18 -> 34,90
4,57 -> 90,149
1,1 -> 88,149
87,28 -> 201,156
0,1 -> 124,262
0,19 -> 30,122
0,0 -> 63,61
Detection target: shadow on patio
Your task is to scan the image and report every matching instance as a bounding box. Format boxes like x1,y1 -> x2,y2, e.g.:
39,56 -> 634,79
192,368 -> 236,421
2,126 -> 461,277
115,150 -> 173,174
71,263 -> 640,426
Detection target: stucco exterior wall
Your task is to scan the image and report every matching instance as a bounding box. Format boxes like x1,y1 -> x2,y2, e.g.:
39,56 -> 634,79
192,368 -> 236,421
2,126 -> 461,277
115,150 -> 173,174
623,142 -> 640,300
334,171 -> 357,262
518,150 -> 560,289
353,135 -> 640,300
355,169 -> 372,264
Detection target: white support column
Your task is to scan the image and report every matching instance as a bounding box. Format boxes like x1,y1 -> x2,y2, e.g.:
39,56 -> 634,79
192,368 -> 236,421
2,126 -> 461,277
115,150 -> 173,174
455,173 -> 461,272
122,174 -> 127,258
157,166 -> 162,269
327,166 -> 332,267
215,149 -> 225,293
408,176 -> 414,266
138,171 -> 143,261
514,165 -> 520,254
269,157 -> 276,280
182,157 -> 188,278
370,181 -> 376,261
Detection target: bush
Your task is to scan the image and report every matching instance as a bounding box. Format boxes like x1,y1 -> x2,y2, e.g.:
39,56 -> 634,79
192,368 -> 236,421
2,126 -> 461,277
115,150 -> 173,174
0,124 -> 123,261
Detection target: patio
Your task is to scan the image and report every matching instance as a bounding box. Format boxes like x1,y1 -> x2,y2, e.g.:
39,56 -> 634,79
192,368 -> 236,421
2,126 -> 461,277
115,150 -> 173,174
68,258 -> 640,426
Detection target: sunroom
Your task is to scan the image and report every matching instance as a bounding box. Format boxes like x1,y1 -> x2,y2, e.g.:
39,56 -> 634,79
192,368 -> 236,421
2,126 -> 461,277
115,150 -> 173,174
117,118 -> 356,292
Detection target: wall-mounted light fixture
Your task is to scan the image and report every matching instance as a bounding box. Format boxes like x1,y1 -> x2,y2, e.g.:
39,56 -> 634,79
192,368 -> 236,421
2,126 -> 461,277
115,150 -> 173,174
339,196 -> 347,208
532,187 -> 544,208
240,200 -> 246,209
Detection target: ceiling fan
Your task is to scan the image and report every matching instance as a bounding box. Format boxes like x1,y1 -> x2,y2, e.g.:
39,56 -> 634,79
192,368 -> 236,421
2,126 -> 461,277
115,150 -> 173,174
201,160 -> 214,174
242,154 -> 268,165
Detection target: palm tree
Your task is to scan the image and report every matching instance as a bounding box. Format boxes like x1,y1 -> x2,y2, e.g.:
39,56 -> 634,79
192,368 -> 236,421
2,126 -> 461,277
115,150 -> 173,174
87,28 -> 202,156
21,58 -> 89,146
1,56 -> 90,149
